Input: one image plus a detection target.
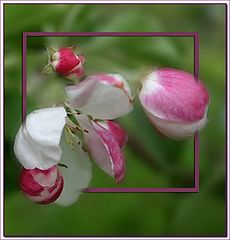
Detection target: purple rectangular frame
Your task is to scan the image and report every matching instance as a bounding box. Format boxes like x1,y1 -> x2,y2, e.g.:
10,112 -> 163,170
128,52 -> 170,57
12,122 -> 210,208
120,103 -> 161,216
22,31 -> 200,193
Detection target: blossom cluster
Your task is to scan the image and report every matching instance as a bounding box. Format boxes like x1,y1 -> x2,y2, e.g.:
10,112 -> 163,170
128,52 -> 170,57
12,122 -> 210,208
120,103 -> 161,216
14,45 -> 209,206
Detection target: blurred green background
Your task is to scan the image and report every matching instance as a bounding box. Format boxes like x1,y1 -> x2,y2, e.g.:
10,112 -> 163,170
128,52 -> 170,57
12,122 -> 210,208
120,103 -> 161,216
4,4 -> 226,236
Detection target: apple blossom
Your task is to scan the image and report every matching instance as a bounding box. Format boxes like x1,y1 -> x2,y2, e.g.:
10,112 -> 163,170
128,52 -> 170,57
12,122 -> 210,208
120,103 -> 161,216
14,100 -> 130,204
14,43 -> 135,206
139,68 -> 210,139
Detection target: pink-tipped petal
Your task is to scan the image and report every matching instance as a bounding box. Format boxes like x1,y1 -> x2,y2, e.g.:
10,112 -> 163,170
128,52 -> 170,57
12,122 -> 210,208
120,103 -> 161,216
92,122 -> 125,183
88,73 -> 132,99
139,68 -> 209,139
65,74 -> 133,120
93,73 -> 124,88
76,114 -> 125,183
20,166 -> 64,204
96,120 -> 128,148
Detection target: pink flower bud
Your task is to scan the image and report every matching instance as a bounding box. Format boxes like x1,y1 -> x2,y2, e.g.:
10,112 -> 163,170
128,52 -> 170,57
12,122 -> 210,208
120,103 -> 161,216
20,166 -> 64,204
139,68 -> 210,139
50,48 -> 85,78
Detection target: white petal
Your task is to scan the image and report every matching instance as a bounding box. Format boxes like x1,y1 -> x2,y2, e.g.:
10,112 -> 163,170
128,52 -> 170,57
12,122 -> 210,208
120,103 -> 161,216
55,136 -> 92,206
14,107 -> 67,170
65,76 -> 133,119
146,109 -> 208,139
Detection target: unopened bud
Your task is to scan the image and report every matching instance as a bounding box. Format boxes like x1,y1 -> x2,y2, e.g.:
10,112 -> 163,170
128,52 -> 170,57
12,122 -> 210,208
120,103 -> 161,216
139,68 -> 210,139
20,166 -> 64,204
48,47 -> 85,78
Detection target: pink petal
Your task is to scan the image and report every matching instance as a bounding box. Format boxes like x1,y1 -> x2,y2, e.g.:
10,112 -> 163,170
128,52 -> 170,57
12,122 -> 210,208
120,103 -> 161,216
93,73 -> 124,88
139,68 -> 209,122
96,120 -> 128,148
76,114 -> 125,183
92,122 -> 125,183
90,73 -> 132,98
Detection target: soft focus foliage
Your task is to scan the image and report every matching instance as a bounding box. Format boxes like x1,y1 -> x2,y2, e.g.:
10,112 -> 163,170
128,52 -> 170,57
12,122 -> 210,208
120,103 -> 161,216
4,4 -> 225,236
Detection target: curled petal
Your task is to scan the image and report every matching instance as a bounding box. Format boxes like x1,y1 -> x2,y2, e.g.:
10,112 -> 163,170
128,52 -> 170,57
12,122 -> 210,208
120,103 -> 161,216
92,122 -> 125,183
76,114 -> 125,183
20,166 -> 64,205
14,107 -> 67,169
139,68 -> 210,139
65,74 -> 133,119
96,120 -> 128,148
55,136 -> 92,206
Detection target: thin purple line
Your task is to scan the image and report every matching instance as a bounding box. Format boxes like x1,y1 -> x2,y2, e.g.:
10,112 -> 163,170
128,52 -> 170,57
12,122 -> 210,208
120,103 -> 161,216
3,1 -> 226,2
84,187 -> 199,193
24,31 -> 197,37
194,32 -> 199,78
194,132 -> 200,189
194,32 -> 200,190
22,32 -> 27,121
224,3 -> 228,236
